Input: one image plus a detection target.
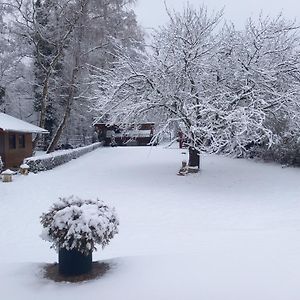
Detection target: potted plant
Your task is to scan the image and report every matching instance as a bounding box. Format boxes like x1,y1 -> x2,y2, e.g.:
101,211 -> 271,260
40,196 -> 119,276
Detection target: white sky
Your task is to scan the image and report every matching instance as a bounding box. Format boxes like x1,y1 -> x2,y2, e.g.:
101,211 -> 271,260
134,0 -> 299,30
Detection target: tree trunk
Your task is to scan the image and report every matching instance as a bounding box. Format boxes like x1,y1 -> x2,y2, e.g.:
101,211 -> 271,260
46,2 -> 86,153
188,146 -> 200,172
32,77 -> 50,149
46,66 -> 77,153
46,105 -> 71,153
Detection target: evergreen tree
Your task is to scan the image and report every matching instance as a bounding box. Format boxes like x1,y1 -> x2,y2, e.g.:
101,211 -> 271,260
33,0 -> 64,148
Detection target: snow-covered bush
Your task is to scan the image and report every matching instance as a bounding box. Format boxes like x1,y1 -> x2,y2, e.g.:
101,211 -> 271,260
40,196 -> 119,255
24,142 -> 102,172
251,136 -> 300,167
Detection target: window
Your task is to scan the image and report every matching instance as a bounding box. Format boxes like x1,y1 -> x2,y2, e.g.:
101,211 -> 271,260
18,134 -> 25,148
9,133 -> 16,149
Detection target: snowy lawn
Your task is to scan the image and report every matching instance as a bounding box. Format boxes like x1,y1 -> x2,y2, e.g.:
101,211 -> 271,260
0,146 -> 300,300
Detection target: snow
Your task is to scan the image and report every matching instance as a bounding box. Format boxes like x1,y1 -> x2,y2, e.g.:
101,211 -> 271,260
0,145 -> 300,299
1,169 -> 16,175
27,143 -> 102,161
20,164 -> 29,169
106,129 -> 151,138
0,112 -> 48,133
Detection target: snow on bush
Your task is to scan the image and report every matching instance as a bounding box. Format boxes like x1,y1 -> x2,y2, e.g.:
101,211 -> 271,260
0,156 -> 3,171
24,142 -> 102,172
251,136 -> 300,167
40,196 -> 119,255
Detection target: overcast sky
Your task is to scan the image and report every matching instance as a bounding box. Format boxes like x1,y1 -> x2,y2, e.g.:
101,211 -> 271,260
134,0 -> 299,30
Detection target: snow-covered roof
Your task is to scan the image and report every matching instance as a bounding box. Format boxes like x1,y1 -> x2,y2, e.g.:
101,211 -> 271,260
0,113 -> 49,134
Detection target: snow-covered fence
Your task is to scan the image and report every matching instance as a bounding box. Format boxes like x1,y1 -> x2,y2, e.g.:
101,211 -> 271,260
24,142 -> 102,172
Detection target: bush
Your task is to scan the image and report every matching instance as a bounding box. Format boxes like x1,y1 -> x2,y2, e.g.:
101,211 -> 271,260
40,196 -> 119,255
24,142 -> 102,172
251,135 -> 300,167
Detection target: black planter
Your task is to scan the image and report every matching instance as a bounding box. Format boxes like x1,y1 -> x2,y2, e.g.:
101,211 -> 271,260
58,248 -> 92,276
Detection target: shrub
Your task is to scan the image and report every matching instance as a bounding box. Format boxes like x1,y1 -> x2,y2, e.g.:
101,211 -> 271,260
40,196 -> 119,256
251,135 -> 300,167
24,142 -> 102,172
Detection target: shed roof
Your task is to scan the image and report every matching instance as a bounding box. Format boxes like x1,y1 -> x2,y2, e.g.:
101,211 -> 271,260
0,113 -> 49,134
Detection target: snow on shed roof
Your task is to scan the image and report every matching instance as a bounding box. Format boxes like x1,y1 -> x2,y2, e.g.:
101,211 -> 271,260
0,113 -> 49,134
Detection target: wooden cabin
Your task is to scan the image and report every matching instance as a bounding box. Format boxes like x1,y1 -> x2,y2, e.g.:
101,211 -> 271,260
0,113 -> 48,169
93,122 -> 155,146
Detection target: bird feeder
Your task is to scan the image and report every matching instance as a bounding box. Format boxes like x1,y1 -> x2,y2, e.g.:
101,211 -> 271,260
1,169 -> 15,183
20,163 -> 30,175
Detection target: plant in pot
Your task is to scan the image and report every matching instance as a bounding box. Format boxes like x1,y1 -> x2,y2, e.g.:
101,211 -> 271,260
40,196 -> 119,276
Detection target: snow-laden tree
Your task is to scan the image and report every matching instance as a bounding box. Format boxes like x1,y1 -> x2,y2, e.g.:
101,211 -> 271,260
32,0 -> 67,147
93,7 -> 300,169
0,7 -> 9,110
215,15 -> 300,156
93,5 -> 223,170
3,0 -> 90,148
0,2 -> 31,117
46,0 -> 144,153
2,0 -> 143,152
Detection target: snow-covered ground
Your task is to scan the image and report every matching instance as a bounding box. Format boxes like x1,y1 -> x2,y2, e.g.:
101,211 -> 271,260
0,146 -> 300,300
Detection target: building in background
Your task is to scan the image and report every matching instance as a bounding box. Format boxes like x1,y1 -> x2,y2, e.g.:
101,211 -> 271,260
0,113 -> 48,168
93,121 -> 155,146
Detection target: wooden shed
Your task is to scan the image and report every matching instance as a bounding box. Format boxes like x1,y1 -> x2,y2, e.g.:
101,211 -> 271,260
0,113 -> 48,169
93,122 -> 155,146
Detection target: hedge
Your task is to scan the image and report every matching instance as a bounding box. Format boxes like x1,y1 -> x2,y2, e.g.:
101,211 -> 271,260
24,142 -> 102,172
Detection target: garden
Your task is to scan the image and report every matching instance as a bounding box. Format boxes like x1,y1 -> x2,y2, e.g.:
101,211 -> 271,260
0,145 -> 299,299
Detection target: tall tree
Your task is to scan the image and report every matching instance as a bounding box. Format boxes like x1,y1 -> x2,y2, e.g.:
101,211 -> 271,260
32,0 -> 62,148
1,0 -> 143,151
5,0 -> 91,148
46,0 -> 144,153
0,1 -> 31,117
92,5 -> 223,171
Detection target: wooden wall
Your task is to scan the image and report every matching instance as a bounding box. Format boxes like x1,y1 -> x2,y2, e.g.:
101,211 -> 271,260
94,123 -> 155,146
0,131 -> 33,169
